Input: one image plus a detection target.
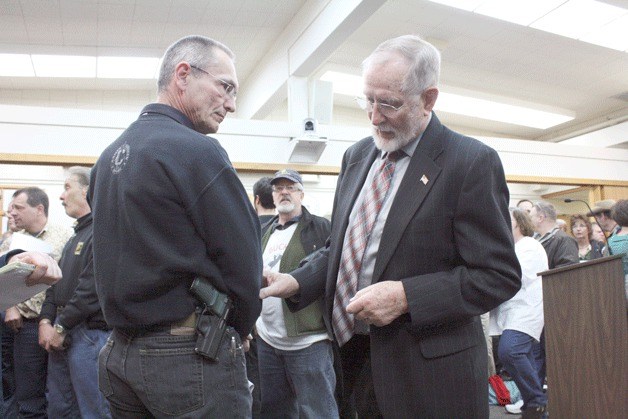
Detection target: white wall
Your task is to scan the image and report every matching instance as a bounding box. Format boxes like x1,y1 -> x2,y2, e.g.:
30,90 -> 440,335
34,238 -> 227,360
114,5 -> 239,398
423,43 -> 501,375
1,104 -> 626,227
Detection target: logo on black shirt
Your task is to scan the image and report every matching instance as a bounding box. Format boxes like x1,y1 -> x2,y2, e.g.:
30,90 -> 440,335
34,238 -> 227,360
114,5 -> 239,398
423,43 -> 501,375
110,143 -> 130,174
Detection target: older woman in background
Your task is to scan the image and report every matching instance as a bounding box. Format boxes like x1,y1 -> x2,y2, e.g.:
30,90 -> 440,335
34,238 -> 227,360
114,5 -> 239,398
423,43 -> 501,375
570,214 -> 605,261
491,208 -> 549,417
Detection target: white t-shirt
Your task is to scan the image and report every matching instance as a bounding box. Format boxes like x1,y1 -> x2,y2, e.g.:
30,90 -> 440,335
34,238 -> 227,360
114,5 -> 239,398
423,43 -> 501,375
490,236 -> 548,340
256,224 -> 329,351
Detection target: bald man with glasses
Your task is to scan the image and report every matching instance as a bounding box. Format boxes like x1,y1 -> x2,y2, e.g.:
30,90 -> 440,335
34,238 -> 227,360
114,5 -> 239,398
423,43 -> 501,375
89,35 -> 262,417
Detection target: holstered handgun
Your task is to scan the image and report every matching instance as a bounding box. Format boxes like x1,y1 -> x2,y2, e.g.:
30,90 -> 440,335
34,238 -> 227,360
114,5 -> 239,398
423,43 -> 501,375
189,277 -> 232,361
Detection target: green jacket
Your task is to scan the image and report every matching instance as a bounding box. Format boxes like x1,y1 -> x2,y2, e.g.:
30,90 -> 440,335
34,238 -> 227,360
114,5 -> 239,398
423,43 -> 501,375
262,206 -> 330,336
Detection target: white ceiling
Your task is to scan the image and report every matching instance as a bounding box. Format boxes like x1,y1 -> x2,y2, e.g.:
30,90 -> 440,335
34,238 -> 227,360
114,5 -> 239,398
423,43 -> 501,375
0,0 -> 627,146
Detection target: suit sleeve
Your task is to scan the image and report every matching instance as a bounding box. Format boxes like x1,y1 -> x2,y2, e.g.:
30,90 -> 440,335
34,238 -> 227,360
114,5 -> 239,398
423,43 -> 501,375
289,149 -> 351,309
401,146 -> 521,332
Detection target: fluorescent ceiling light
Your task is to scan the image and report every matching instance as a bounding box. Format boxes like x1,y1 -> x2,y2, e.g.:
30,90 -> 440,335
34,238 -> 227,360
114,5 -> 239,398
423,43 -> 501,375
0,54 -> 34,77
427,0 -> 628,52
473,0 -> 566,26
320,70 -> 574,129
436,92 -> 573,129
320,71 -> 363,96
97,57 -> 160,79
530,0 -> 625,40
32,55 -> 96,77
428,0 -> 485,11
576,13 -> 628,51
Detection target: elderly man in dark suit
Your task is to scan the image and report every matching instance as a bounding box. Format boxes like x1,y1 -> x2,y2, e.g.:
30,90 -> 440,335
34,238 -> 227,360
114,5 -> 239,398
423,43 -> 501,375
261,35 -> 521,418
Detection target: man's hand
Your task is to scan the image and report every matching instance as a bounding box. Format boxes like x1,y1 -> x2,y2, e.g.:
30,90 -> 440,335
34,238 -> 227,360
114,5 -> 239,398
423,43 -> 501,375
345,281 -> 408,327
38,322 -> 65,352
259,270 -> 300,299
242,334 -> 253,352
10,251 -> 62,286
4,306 -> 23,332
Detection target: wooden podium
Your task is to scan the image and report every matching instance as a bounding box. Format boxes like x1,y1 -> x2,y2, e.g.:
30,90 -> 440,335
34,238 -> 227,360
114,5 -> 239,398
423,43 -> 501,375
540,255 -> 626,418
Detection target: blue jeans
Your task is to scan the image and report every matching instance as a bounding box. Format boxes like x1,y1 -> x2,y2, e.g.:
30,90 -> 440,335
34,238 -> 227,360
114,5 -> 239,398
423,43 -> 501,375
498,330 -> 547,409
47,323 -> 111,418
13,319 -> 47,418
257,338 -> 338,419
99,327 -> 251,418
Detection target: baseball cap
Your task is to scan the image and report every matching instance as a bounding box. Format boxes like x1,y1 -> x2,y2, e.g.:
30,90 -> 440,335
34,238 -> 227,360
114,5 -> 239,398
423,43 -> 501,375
271,169 -> 302,185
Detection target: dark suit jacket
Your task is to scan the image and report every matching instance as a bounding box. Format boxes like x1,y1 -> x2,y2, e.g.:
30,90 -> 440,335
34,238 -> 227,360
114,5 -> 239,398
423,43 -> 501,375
290,113 -> 521,417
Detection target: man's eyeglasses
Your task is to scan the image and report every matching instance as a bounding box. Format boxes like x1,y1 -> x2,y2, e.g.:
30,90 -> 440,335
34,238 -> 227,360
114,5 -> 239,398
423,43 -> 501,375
190,65 -> 237,99
272,185 -> 301,193
355,96 -> 404,117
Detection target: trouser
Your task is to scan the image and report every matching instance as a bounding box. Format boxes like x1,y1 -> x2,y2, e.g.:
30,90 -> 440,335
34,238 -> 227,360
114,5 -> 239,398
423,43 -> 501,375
13,319 -> 47,418
99,326 -> 251,418
338,334 -> 382,419
245,336 -> 261,419
257,338 -> 337,419
498,330 -> 547,409
47,323 -> 112,418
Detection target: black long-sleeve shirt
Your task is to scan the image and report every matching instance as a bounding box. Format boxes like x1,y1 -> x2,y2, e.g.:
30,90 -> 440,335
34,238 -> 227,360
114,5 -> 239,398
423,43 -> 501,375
88,103 -> 262,337
40,213 -> 108,330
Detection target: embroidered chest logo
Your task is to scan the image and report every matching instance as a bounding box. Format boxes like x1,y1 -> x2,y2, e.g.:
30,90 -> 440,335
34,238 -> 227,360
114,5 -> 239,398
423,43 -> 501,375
74,242 -> 84,255
110,143 -> 130,174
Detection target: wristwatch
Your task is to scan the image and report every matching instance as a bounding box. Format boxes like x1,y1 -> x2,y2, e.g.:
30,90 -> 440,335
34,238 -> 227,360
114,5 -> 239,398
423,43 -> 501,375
54,323 -> 66,335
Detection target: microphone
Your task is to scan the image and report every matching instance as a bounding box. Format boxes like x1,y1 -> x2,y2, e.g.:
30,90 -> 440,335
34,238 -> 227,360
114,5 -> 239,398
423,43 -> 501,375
564,198 -> 608,247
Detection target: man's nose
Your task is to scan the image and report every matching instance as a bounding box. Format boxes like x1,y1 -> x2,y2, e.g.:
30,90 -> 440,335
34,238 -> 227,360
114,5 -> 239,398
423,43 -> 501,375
369,106 -> 386,125
225,96 -> 236,113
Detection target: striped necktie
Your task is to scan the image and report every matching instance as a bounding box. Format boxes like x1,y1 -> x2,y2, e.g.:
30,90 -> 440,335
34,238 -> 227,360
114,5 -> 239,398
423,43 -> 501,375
332,150 -> 403,346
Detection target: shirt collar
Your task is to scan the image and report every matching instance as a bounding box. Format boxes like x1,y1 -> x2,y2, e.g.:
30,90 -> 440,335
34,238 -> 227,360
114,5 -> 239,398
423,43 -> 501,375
273,214 -> 301,231
139,103 -> 196,131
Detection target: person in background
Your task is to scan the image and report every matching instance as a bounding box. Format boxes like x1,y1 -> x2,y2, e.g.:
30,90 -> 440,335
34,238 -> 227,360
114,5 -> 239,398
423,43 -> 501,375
38,166 -> 111,418
607,199 -> 628,298
517,199 -> 534,214
555,219 -> 568,234
0,201 -> 18,248
259,34 -> 521,418
492,208 -> 548,419
0,200 -> 18,417
2,187 -> 72,418
529,200 -> 578,412
530,202 -> 578,269
253,176 -> 276,236
249,176 -> 277,418
588,199 -> 619,237
570,214 -> 605,261
591,222 -> 607,244
89,35 -> 262,417
256,169 -> 335,418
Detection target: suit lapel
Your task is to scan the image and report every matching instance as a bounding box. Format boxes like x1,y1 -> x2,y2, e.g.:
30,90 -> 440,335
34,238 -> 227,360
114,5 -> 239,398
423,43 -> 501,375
372,114 -> 445,282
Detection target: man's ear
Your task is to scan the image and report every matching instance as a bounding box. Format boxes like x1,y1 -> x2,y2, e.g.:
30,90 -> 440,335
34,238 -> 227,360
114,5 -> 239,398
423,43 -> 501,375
173,62 -> 192,90
422,87 -> 439,112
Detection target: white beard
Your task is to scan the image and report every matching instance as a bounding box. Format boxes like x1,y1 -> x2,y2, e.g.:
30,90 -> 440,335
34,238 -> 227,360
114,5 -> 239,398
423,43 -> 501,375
276,202 -> 296,214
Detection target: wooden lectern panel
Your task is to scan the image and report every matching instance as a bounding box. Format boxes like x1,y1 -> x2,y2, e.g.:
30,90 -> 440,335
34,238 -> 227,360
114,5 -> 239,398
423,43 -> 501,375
541,256 -> 627,419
